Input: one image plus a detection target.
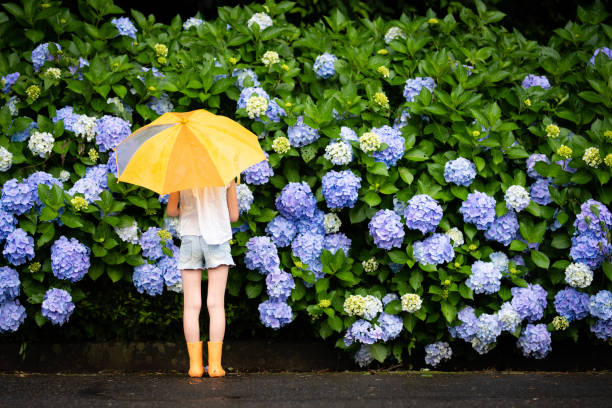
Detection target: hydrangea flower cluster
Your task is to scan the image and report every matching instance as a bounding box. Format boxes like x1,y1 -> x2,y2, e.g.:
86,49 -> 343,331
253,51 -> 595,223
0,266 -> 20,303
232,69 -> 260,89
1,179 -> 35,215
554,287 -> 590,321
323,233 -> 351,256
139,227 -> 165,260
237,87 -> 270,119
183,17 -> 204,30
132,263 -> 164,296
412,233 -> 454,265
570,199 -> 612,269
242,154 -> 274,185
275,182 -> 316,220
245,236 -> 280,274
590,318 -> 612,340
368,209 -> 405,250
401,293 -> 422,313
511,283 -> 548,322
448,306 -> 478,341
370,125 -> 405,168
588,290 -> 612,320
31,42 -> 61,72
344,319 -> 383,345
236,184 -> 254,214
28,131 -> 54,158
359,131 -> 381,153
287,116 -> 319,147
471,313 -> 502,354
497,302 -> 521,332
378,312 -> 403,341
324,141 -> 353,165
95,115 -> 131,152
484,212 -> 519,246
460,191 -> 496,230
313,53 -> 337,79
3,228 -> 34,266
145,93 -> 174,115
424,342 -> 452,367
0,209 -> 16,242
504,185 -> 530,212
41,288 -> 75,325
0,299 -> 26,332
321,170 -> 361,209
444,157 -> 477,186
466,261 -> 502,294
1,72 -> 19,93
111,17 -> 137,39
0,147 -> 12,172
589,47 -> 612,65
404,194 -> 443,234
564,262 -> 593,288
291,232 -> 324,268
530,179 -> 552,205
157,250 -> 182,293
354,345 -> 374,367
521,74 -> 551,89
384,27 -> 406,44
265,216 -> 297,247
258,299 -> 293,328
445,227 -> 464,247
323,213 -> 341,234
489,252 -> 509,276
517,324 -> 552,359
403,77 -> 436,102
247,12 -> 273,30
50,236 -> 91,282
265,269 -> 295,301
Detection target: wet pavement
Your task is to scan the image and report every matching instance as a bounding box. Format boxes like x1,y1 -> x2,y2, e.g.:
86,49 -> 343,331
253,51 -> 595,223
0,371 -> 611,407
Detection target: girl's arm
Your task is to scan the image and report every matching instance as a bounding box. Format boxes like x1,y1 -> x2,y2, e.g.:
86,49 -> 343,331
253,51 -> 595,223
227,179 -> 239,222
166,192 -> 180,217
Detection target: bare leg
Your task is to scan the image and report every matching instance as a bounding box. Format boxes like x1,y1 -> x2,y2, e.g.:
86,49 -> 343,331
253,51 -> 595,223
206,265 -> 229,342
182,269 -> 202,343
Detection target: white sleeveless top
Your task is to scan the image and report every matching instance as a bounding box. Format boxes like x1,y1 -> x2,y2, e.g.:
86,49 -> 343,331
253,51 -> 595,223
179,185 -> 232,245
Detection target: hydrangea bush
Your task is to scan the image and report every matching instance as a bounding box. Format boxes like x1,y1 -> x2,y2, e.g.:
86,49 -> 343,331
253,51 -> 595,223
0,0 -> 611,367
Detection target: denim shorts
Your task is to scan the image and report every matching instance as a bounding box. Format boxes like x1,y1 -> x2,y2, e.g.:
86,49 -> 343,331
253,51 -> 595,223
177,235 -> 235,270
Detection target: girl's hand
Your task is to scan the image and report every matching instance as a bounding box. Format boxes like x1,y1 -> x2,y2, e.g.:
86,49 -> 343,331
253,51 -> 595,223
166,192 -> 180,217
227,179 -> 239,222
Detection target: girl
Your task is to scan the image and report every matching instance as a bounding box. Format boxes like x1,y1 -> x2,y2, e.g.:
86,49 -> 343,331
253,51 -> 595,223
166,179 -> 239,378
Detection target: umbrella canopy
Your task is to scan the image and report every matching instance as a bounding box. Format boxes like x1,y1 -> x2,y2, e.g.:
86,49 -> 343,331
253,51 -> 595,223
113,109 -> 265,194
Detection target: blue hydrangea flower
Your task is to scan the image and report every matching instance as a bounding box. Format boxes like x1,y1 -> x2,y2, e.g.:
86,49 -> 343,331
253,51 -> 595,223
569,233 -> 610,269
404,194 -> 443,234
344,319 -> 384,346
589,47 -> 612,65
321,170 -> 361,209
68,57 -> 89,79
242,153 -> 274,185
472,313 -> 502,354
490,251 -> 509,276
382,293 -> 399,306
295,208 -> 325,235
26,171 -> 63,207
403,76 -> 436,102
313,53 -> 337,79
111,17 -> 137,39
265,269 -> 295,301
378,312 -> 403,342
424,341 -> 452,367
589,290 -> 612,320
50,236 -> 91,283
340,126 -> 358,142
484,212 -> 519,246
521,74 -> 551,89
511,283 -> 548,322
264,99 -> 286,123
52,106 -> 79,132
145,93 -> 174,115
245,236 -> 280,274
460,191 -> 496,230
287,116 -> 319,147
413,233 -> 455,266
497,302 -> 521,332
530,179 -> 552,205
275,182 -> 316,220
157,251 -> 182,293
590,318 -> 612,340
231,69 -> 260,90
237,86 -> 270,109
1,72 -> 19,93
517,323 -> 551,359
68,177 -> 104,203
0,299 -> 26,332
0,266 -> 20,303
132,263 -> 164,296
139,227 -> 164,260
526,154 -> 549,179
139,66 -> 164,80
265,215 -> 297,247
3,228 -> 34,266
323,233 -> 351,256
1,178 -> 35,216
291,232 -> 324,265
368,209 -> 405,250
393,109 -> 411,130
258,299 -> 292,329
9,120 -> 37,142
573,199 -> 612,239
41,288 -> 75,325
236,184 -> 253,214
554,287 -> 590,322
444,157 -> 477,186
31,42 -> 61,72
466,261 -> 502,294
0,209 -> 17,242
449,306 -> 478,341
95,115 -> 131,152
371,125 -> 405,168
107,154 -> 118,175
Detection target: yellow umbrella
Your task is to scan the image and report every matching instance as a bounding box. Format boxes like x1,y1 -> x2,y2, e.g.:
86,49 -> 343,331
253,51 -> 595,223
113,109 -> 265,194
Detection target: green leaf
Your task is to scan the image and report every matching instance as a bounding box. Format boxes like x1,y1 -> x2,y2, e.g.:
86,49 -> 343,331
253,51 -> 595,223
531,250 -> 550,269
327,315 -> 343,332
388,250 -> 408,264
398,167 -> 414,184
603,262 -> 612,283
405,149 -> 429,161
35,311 -> 46,327
509,240 -> 527,251
362,191 -> 381,207
384,300 -> 402,314
245,282 -> 263,298
440,301 -> 457,323
60,212 -> 84,228
107,267 -> 123,282
370,343 -> 389,363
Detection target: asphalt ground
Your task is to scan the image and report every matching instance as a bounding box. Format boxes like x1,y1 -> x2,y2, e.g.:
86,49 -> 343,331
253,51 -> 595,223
0,371 -> 610,408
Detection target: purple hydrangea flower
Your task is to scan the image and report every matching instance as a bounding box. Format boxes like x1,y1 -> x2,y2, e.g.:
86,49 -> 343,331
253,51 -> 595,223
449,306 -> 478,341
466,261 -> 502,294
484,212 -> 519,246
589,47 -> 612,65
521,74 -> 551,89
295,208 -> 325,235
472,313 -> 502,354
287,116 -> 319,147
403,77 -> 436,102
530,179 -> 552,205
371,125 -> 405,168
444,157 -> 477,186
95,115 -> 131,152
1,178 -> 35,216
52,106 -> 79,132
573,199 -> 612,239
590,319 -> 612,340
107,154 -> 118,176
404,194 -> 443,234
139,227 -> 164,260
569,233 -> 610,269
368,209 -> 405,250
157,249 -> 181,293
265,216 -> 297,247
511,283 -> 548,322
264,100 -> 286,123
1,72 -> 19,93
588,290 -> 612,320
50,236 -> 91,282
554,287 -> 590,322
344,319 -> 384,345
275,182 -> 316,220
378,312 -> 403,342
291,232 -> 324,265
3,228 -> 34,266
245,236 -> 280,274
145,93 -> 174,115
413,233 -> 455,266
0,299 -> 26,332
31,42 -> 61,72
323,233 -> 351,256
321,170 -> 361,209
460,191 -> 496,230
0,209 -> 17,242
424,341 -> 452,367
265,269 -> 295,301
242,153 -> 274,185
526,154 -> 549,179
41,288 -> 75,325
111,17 -> 137,39
132,263 -> 164,296
258,299 -> 292,329
0,266 -> 20,303
517,323 -> 551,359
313,53 -> 337,79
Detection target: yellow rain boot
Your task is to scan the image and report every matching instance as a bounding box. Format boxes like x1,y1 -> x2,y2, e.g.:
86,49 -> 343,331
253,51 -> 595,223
186,341 -> 204,377
207,341 -> 226,377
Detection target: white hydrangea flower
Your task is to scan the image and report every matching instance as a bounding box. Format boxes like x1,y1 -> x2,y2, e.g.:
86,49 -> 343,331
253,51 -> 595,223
59,170 -> 71,182
236,183 -> 253,214
183,17 -> 203,30
0,147 -> 13,172
490,251 -> 509,275
114,220 -> 140,244
362,257 -> 378,273
45,67 -> 61,79
384,27 -> 407,44
401,293 -> 422,313
552,316 -> 569,331
564,262 -> 593,288
344,294 -> 367,316
166,280 -> 183,293
272,136 -> 290,154
497,302 -> 521,332
262,51 -> 280,66
324,141 -> 352,165
7,96 -> 19,116
583,147 -> 602,168
28,131 -> 54,158
323,213 -> 341,234
362,295 -> 383,320
246,95 -> 269,119
445,227 -> 464,247
247,12 -> 273,30
73,114 -> 97,142
359,132 -> 381,153
504,185 -> 530,212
